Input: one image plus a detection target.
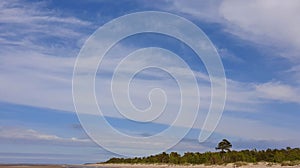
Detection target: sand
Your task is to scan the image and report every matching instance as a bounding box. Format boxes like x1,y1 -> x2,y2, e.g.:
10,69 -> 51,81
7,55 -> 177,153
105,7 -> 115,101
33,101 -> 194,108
86,162 -> 300,168
0,165 -> 66,168
1,163 -> 299,168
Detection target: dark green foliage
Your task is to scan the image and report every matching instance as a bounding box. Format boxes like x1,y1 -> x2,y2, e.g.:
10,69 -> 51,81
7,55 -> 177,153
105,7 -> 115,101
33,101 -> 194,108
104,147 -> 300,165
216,139 -> 232,153
169,152 -> 181,164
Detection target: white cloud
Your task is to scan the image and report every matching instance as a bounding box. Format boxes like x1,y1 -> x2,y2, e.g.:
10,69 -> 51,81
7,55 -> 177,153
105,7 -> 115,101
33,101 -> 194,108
163,0 -> 300,62
0,127 -> 90,143
255,81 -> 300,103
286,65 -> 300,84
0,0 -> 92,47
215,115 -> 299,141
0,50 -> 76,112
157,0 -> 300,105
218,48 -> 244,63
165,0 -> 223,23
1,0 -> 300,147
1,0 -> 298,115
219,0 -> 300,61
0,0 -> 93,112
0,0 -> 91,26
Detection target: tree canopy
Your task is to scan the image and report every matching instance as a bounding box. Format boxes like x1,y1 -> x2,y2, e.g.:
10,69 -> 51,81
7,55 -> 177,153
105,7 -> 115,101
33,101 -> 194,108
215,139 -> 232,153
104,142 -> 300,166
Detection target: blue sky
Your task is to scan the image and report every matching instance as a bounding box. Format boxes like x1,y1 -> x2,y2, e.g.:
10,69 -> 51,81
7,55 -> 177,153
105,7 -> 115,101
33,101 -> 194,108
1,0 -> 300,164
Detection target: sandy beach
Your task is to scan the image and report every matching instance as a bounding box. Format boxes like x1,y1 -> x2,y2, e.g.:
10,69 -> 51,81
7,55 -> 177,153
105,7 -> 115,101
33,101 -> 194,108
1,162 -> 300,168
85,163 -> 300,168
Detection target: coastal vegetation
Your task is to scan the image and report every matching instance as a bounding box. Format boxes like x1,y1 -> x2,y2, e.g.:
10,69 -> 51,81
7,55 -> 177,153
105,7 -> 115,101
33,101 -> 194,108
104,139 -> 300,166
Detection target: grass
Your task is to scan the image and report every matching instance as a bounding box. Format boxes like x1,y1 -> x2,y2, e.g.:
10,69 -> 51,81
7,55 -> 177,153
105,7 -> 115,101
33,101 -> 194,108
281,160 -> 300,166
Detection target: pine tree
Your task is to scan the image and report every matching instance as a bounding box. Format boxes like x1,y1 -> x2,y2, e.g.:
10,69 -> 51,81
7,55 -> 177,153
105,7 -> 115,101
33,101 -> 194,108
215,139 -> 232,153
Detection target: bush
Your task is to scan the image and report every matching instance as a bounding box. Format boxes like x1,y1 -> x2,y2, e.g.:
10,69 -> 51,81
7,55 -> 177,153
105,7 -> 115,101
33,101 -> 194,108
104,147 -> 300,165
281,160 -> 300,166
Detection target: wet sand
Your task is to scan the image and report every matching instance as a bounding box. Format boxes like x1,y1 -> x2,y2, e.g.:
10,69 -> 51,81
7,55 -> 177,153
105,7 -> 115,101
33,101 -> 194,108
0,165 -> 94,168
0,165 -> 65,168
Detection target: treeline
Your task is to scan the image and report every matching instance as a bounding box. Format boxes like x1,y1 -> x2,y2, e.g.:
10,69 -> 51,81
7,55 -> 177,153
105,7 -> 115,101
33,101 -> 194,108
105,147 -> 300,165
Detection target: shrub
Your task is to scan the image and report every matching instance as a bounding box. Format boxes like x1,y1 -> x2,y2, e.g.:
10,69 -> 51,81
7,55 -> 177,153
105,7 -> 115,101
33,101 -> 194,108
281,160 -> 300,166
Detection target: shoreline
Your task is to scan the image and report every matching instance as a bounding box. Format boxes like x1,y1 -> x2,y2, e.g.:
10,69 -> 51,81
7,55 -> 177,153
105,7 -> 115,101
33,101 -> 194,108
1,162 -> 299,168
86,162 -> 299,168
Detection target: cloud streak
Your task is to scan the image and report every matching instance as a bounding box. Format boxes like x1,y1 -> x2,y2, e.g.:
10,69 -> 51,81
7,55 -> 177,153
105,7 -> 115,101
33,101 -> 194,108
0,126 -> 91,145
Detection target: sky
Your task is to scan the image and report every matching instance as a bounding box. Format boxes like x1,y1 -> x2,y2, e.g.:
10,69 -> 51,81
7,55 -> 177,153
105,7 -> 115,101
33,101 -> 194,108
1,0 -> 300,164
